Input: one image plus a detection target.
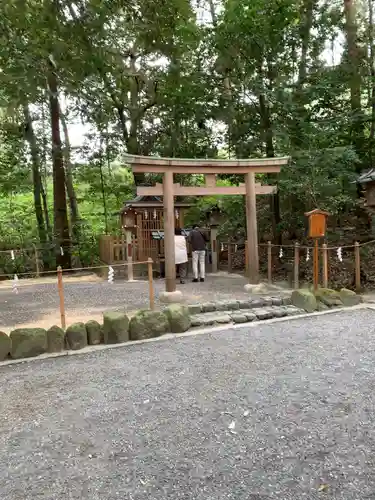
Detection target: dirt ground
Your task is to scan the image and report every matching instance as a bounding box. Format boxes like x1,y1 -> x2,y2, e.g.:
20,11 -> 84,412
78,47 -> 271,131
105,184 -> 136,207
0,272 -> 289,334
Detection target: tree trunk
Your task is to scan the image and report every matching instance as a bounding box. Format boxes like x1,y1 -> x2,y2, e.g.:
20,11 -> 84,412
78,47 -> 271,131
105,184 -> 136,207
23,103 -> 47,245
47,55 -> 71,268
344,0 -> 364,166
290,0 -> 316,149
368,0 -> 375,167
60,110 -> 80,239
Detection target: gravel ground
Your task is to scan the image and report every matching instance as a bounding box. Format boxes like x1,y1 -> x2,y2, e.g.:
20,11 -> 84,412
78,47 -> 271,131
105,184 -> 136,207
0,274 -> 263,329
2,309 -> 375,499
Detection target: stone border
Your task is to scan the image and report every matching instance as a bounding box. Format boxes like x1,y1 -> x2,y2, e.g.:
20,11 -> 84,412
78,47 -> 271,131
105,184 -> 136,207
0,303 -> 372,368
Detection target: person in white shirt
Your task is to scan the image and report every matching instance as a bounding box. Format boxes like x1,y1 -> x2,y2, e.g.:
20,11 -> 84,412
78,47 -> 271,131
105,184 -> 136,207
174,228 -> 188,284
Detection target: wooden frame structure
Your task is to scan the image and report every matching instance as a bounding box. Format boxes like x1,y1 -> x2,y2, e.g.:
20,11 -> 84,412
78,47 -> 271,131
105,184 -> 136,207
127,155 -> 290,293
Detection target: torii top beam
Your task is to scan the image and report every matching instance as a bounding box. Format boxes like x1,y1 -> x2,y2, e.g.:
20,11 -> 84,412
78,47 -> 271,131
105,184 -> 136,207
126,155 -> 290,174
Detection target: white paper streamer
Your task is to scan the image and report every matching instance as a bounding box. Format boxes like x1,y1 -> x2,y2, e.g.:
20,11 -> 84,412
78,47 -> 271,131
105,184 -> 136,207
221,243 -> 224,251
144,210 -> 148,220
306,249 -> 310,262
337,247 -> 343,262
234,244 -> 238,252
12,274 -> 19,294
60,246 -> 64,256
279,248 -> 283,258
153,209 -> 157,219
10,250 -> 15,260
175,209 -> 179,220
108,266 -> 114,284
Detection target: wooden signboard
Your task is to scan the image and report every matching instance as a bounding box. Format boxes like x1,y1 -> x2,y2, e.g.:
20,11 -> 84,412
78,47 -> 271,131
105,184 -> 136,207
305,209 -> 329,239
305,209 -> 330,291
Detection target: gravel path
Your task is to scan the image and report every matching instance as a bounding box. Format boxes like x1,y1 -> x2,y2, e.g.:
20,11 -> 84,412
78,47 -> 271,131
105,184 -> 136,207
2,309 -> 375,499
0,274 -> 262,329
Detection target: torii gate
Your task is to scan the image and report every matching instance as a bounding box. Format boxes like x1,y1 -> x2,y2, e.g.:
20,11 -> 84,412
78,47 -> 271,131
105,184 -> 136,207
127,155 -> 290,301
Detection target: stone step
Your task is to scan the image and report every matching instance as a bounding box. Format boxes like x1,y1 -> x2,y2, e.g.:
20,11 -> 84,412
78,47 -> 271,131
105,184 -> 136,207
190,305 -> 305,328
187,296 -> 291,316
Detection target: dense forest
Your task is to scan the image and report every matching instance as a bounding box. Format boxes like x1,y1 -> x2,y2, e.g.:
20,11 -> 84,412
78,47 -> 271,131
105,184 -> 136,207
0,0 -> 374,275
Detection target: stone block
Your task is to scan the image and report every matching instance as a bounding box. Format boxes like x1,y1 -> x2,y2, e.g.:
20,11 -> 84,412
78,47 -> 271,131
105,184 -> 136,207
202,302 -> 216,313
271,297 -> 283,306
0,331 -> 11,361
47,325 -> 65,353
282,297 -> 292,306
10,328 -> 47,359
315,287 -> 343,307
129,310 -> 169,341
165,304 -> 191,333
187,304 -> 202,315
291,289 -> 317,313
66,322 -> 88,350
238,300 -> 252,309
103,312 -> 129,344
339,288 -> 362,306
262,297 -> 273,307
231,313 -> 248,324
253,308 -> 274,320
245,312 -> 257,321
86,320 -> 102,345
272,307 -> 288,318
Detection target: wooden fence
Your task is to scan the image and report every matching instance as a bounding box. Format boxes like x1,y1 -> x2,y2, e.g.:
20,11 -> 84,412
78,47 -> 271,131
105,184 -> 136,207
218,240 -> 366,292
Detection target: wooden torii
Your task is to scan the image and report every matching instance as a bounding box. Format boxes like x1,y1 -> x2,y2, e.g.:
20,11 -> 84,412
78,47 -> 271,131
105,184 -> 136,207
127,155 -> 290,297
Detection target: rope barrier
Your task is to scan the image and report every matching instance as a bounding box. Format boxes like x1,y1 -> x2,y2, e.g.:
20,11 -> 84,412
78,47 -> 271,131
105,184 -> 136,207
219,239 -> 375,251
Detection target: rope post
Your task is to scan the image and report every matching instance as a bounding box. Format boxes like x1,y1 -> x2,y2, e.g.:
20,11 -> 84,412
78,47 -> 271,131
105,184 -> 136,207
57,266 -> 66,329
33,244 -> 40,278
322,243 -> 328,288
313,239 -> 319,292
125,230 -> 134,281
245,240 -> 249,277
228,242 -> 232,274
294,242 -> 300,289
148,258 -> 155,310
355,242 -> 361,292
267,241 -> 272,284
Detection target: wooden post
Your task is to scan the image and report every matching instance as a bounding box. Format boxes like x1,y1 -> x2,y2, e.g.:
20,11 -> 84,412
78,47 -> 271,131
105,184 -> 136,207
245,172 -> 259,283
245,240 -> 248,276
322,243 -> 328,288
33,244 -> 40,278
355,241 -> 361,292
125,230 -> 134,281
267,241 -> 272,284
57,266 -> 66,329
228,241 -> 232,273
210,227 -> 218,272
148,258 -> 155,310
163,170 -> 176,292
313,239 -> 319,291
294,242 -> 300,289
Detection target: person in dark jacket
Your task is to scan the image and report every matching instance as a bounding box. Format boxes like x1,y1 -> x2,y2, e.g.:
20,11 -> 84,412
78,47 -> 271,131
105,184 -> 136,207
189,226 -> 207,282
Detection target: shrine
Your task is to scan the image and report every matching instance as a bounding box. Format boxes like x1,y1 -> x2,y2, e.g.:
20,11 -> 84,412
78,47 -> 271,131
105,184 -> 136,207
126,155 -> 290,301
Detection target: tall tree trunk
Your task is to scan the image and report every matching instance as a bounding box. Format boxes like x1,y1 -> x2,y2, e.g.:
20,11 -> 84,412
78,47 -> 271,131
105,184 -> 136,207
290,0 -> 316,149
47,55 -> 71,268
368,0 -> 375,167
258,61 -> 281,245
344,0 -> 364,167
60,110 -> 80,239
23,103 -> 47,245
